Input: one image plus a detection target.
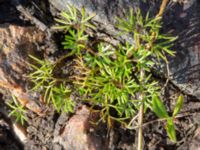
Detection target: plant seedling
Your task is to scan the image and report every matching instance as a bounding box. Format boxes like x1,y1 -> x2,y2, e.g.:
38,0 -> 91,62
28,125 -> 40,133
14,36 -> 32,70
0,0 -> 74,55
54,5 -> 96,31
28,55 -> 74,113
7,95 -> 27,125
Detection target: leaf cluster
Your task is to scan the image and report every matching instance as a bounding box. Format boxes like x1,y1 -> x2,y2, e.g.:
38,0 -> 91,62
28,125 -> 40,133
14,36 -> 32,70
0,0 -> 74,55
7,95 -> 27,125
116,8 -> 176,61
54,5 -> 95,31
25,5 -> 96,116
28,55 -> 75,113
55,5 -> 95,56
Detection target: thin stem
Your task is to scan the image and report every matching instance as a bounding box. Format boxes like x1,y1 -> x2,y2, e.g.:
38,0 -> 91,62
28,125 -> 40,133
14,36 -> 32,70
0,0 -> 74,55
127,112 -> 192,130
50,77 -> 71,82
54,54 -> 70,65
137,69 -> 145,150
157,0 -> 169,17
128,114 -> 139,127
146,0 -> 169,50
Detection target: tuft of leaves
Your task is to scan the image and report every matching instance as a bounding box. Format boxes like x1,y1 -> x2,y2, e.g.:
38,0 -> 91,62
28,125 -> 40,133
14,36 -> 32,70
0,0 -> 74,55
54,5 -> 96,31
75,44 -> 140,123
28,55 -> 75,113
54,5 -> 95,56
28,55 -> 55,91
46,84 -> 75,113
7,95 -> 27,125
62,29 -> 88,55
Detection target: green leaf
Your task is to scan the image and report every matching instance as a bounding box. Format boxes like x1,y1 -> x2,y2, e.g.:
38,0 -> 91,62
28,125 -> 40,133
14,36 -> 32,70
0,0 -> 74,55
7,95 -> 27,125
173,94 -> 183,117
166,118 -> 177,142
152,95 -> 169,118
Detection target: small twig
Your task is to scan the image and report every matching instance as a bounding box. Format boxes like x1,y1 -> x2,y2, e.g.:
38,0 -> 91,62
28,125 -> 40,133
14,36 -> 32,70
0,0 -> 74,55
128,112 -> 192,130
157,0 -> 169,17
137,69 -> 145,150
127,114 -> 139,128
54,53 -> 71,66
50,77 -> 71,83
85,46 -> 98,56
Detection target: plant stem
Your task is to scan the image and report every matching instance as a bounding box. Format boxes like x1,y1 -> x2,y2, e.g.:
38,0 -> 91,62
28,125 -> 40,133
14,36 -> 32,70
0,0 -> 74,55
128,112 -> 192,130
54,54 -> 70,65
137,69 -> 145,150
157,0 -> 169,17
147,0 -> 169,50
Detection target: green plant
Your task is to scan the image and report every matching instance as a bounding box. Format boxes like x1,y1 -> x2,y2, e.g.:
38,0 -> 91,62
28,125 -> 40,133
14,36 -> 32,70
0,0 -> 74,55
7,95 -> 27,125
28,55 -> 75,113
55,5 -> 95,56
46,84 -> 75,113
115,4 -> 179,148
28,55 -> 56,91
152,94 -> 183,142
75,44 -> 140,124
62,29 -> 88,55
54,5 -> 95,31
28,2 -> 183,150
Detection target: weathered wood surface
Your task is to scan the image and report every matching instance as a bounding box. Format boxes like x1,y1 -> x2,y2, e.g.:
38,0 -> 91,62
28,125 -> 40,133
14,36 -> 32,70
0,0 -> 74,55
165,0 -> 200,97
49,0 -> 200,99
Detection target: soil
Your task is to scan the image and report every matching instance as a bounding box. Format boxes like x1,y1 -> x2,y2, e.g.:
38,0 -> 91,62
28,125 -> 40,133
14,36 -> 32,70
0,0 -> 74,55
0,0 -> 200,150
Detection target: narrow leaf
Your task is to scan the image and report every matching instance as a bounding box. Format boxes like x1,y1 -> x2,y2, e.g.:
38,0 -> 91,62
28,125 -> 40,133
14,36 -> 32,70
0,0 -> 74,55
152,95 -> 169,118
166,118 -> 177,142
173,94 -> 183,117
